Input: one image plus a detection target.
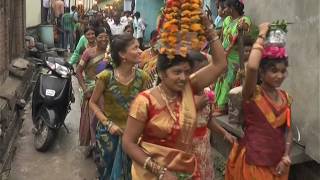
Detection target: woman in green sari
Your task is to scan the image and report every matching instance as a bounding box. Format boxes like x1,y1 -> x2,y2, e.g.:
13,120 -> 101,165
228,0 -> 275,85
69,26 -> 96,65
214,0 -> 251,115
76,27 -> 109,154
89,34 -> 150,179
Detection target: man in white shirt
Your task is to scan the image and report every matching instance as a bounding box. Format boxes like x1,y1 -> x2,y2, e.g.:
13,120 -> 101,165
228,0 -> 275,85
133,11 -> 146,49
42,0 -> 50,23
120,11 -> 132,25
71,5 -> 78,22
108,13 -> 126,36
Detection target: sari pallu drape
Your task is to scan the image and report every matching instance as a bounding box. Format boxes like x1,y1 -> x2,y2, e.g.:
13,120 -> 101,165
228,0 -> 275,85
79,53 -> 105,146
130,82 -> 200,180
95,69 -> 147,180
96,124 -> 131,180
225,86 -> 292,180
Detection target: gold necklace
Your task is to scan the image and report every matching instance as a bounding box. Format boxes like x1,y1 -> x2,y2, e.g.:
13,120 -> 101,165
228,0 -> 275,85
115,68 -> 135,85
158,86 -> 180,123
158,85 -> 178,102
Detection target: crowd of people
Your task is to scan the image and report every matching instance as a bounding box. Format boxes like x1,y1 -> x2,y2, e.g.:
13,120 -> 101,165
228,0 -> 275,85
44,0 -> 147,53
47,0 -> 294,179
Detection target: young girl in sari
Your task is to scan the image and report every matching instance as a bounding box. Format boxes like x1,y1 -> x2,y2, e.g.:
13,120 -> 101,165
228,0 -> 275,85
122,15 -> 227,180
76,27 -> 109,153
89,34 -> 150,180
225,23 -> 293,180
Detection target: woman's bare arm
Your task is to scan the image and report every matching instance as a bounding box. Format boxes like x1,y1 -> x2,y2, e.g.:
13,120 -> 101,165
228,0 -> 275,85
122,117 -> 149,166
89,79 -> 108,124
207,118 -> 237,144
190,33 -> 227,92
242,23 -> 269,100
76,60 -> 87,92
284,126 -> 293,157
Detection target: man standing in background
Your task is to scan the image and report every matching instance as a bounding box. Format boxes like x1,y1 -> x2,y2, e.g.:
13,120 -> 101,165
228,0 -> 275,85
108,13 -> 127,36
42,0 -> 50,23
52,0 -> 64,25
61,8 -> 76,51
133,11 -> 146,50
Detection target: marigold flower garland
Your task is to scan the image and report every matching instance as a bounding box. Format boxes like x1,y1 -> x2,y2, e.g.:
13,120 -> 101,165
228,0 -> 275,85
159,0 -> 206,59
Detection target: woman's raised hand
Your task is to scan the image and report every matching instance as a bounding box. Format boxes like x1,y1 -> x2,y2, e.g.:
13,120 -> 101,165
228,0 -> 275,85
258,22 -> 270,38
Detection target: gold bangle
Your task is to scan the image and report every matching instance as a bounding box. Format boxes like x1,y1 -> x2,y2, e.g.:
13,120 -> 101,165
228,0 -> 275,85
253,42 -> 264,47
258,34 -> 266,40
158,168 -> 167,180
252,43 -> 264,51
252,47 -> 263,53
143,157 -> 152,169
146,159 -> 163,176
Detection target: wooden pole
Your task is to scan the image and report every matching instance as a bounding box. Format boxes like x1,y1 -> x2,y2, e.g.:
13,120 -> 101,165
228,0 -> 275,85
238,30 -> 245,85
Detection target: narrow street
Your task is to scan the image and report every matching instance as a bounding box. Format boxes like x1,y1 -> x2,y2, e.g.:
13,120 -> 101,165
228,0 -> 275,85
9,78 -> 97,180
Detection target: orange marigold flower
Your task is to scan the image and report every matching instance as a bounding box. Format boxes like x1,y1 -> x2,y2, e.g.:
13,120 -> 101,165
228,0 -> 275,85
190,15 -> 201,22
168,36 -> 177,44
160,47 -> 166,54
191,3 -> 200,9
181,3 -> 191,10
190,23 -> 202,32
181,10 -> 191,17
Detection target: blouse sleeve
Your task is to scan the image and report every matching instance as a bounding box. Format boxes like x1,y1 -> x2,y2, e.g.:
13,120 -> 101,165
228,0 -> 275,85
129,92 -> 150,122
81,48 -> 91,63
69,35 -> 88,65
96,70 -> 110,83
242,16 -> 252,27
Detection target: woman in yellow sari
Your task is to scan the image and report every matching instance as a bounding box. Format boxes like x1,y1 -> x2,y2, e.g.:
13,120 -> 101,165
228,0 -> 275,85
122,17 -> 227,179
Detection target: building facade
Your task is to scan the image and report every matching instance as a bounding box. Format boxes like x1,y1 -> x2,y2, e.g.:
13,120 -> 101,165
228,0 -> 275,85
0,0 -> 26,84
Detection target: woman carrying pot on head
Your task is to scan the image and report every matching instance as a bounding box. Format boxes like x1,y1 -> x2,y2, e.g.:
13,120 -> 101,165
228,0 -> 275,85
89,34 -> 150,180
214,0 -> 252,116
122,15 -> 227,180
76,27 -> 109,157
225,23 -> 292,180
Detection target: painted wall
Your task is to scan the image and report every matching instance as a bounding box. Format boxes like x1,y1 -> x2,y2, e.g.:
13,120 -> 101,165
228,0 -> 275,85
244,0 -> 320,162
135,0 -> 164,42
124,0 -> 131,11
26,0 -> 42,27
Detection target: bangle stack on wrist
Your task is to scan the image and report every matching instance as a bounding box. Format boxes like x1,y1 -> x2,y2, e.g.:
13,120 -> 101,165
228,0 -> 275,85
158,168 -> 167,180
144,157 -> 167,178
106,120 -> 113,131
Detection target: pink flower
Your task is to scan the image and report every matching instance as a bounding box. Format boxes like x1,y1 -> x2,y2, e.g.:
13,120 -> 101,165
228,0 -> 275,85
262,46 -> 288,59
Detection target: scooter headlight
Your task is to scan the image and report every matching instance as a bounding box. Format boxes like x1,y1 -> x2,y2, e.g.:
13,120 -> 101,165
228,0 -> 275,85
46,60 -> 56,70
55,63 -> 70,77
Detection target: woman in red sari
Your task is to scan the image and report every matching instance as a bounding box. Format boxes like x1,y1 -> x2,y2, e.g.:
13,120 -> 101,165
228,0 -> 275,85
225,23 -> 293,180
122,16 -> 227,179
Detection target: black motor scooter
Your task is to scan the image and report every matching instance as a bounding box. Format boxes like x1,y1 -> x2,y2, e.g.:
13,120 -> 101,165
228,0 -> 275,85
32,57 -> 75,152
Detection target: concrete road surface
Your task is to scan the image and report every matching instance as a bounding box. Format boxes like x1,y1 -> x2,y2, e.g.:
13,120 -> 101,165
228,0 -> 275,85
9,77 -> 97,180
